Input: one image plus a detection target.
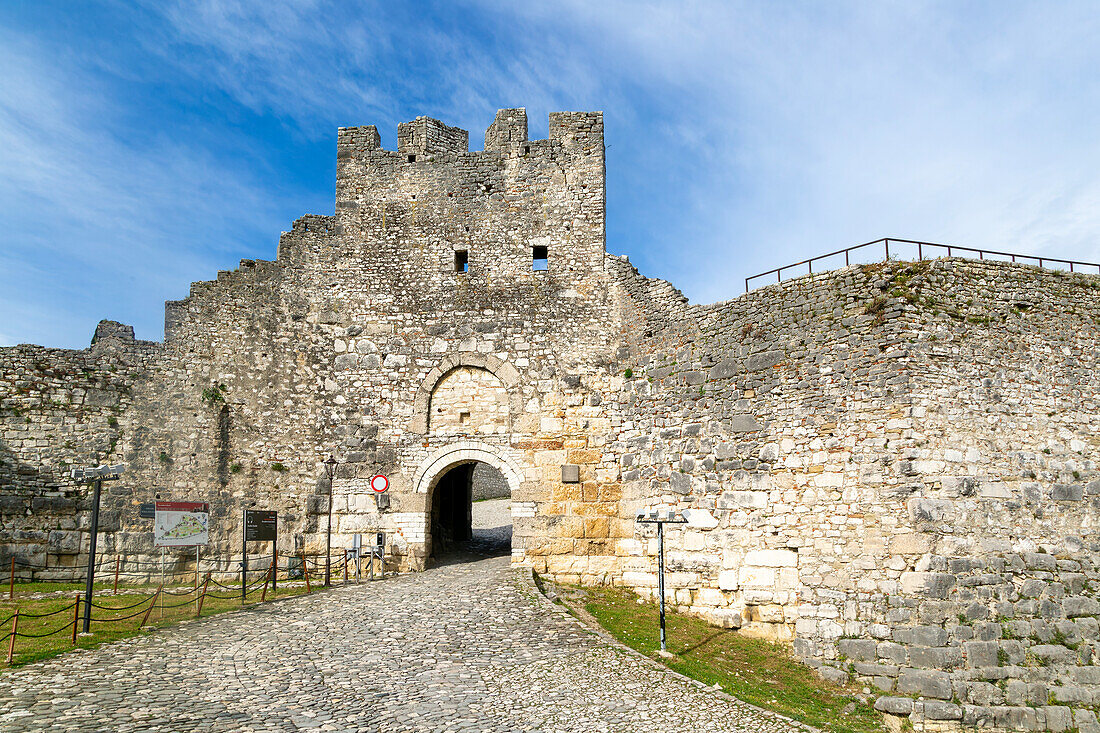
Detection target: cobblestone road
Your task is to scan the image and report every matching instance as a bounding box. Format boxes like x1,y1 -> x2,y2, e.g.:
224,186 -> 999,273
0,556 -> 810,732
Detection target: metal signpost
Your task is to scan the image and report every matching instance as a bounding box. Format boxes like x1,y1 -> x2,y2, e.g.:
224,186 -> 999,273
371,531 -> 385,580
370,474 -> 389,512
243,510 -> 277,602
324,456 -> 338,587
636,506 -> 687,656
70,464 -> 126,634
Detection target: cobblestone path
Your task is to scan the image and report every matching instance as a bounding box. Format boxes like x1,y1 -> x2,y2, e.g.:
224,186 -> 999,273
0,556 -> 810,732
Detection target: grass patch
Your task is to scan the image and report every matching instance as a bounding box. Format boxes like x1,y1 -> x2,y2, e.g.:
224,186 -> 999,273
0,579 -> 312,668
581,585 -> 883,733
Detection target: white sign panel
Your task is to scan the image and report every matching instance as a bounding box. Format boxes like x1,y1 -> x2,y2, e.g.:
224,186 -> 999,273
154,501 -> 210,547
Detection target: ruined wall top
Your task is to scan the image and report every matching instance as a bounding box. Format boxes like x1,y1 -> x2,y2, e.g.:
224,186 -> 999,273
336,108 -> 603,164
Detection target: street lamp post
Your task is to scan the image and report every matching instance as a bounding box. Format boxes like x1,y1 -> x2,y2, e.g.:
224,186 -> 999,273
324,455 -> 337,587
70,464 -> 126,634
636,506 -> 687,656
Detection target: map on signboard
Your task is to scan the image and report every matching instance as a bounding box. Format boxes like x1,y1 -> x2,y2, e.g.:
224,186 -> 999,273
154,501 -> 210,547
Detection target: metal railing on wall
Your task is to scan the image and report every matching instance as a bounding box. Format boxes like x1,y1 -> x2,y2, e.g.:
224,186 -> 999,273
744,237 -> 1100,293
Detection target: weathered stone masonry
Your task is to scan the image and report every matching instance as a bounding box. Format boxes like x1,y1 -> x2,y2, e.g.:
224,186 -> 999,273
3,108 -> 1100,730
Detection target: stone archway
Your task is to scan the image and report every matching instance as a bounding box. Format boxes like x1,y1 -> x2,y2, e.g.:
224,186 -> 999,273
412,442 -> 525,561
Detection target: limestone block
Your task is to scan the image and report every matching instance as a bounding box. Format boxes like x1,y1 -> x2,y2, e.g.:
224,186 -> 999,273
1053,484 -> 1084,501
776,567 -> 798,590
1064,596 -> 1100,617
1043,706 -> 1073,732
744,549 -> 797,567
48,530 -> 82,555
738,566 -> 775,587
908,645 -> 962,670
907,497 -> 954,523
897,669 -> 953,699
890,533 -> 932,554
838,638 -> 877,661
900,571 -> 956,598
682,508 -> 719,530
669,472 -> 692,495
1050,686 -> 1092,706
705,609 -> 742,629
334,353 -> 358,369
717,569 -> 738,590
717,491 -> 767,510
728,414 -> 762,432
918,701 -> 962,721
894,626 -> 949,647
695,588 -> 726,607
963,640 -> 999,668
871,695 -> 915,708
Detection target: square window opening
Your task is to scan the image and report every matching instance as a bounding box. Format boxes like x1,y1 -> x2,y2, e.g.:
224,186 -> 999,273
458,410 -> 470,425
532,245 -> 548,271
454,250 -> 469,273
407,154 -> 416,163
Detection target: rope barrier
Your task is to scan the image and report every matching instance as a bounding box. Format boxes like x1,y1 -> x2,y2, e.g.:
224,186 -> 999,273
91,605 -> 156,623
13,603 -> 78,619
89,596 -> 156,611
16,620 -> 76,639
2,555 -> 370,664
162,587 -> 198,597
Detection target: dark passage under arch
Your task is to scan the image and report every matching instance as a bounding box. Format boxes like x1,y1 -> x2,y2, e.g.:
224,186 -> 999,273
429,461 -> 511,564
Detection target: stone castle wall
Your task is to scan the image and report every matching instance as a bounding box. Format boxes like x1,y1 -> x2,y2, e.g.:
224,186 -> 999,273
2,108 -> 1100,730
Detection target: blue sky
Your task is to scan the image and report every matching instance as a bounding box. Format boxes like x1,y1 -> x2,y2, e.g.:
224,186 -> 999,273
2,1 -> 1099,348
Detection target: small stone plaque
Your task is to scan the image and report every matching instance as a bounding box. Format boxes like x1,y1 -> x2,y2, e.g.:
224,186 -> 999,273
561,465 -> 580,483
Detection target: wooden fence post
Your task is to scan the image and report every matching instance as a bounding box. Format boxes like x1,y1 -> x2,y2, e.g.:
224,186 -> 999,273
196,573 -> 210,618
301,554 -> 311,594
72,595 -> 80,645
7,610 -> 18,665
261,566 -> 273,602
140,586 -> 161,629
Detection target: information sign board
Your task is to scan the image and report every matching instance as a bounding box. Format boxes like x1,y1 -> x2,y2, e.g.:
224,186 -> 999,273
154,501 -> 210,547
138,502 -> 155,519
244,510 -> 277,541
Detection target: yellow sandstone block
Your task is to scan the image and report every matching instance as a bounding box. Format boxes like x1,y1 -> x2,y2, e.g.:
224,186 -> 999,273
567,449 -> 602,464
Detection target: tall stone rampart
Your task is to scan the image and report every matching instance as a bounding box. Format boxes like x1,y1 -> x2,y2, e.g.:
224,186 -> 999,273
585,258 -> 1100,730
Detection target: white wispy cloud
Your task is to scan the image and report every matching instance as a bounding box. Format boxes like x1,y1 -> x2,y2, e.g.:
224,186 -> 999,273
0,27 -> 294,347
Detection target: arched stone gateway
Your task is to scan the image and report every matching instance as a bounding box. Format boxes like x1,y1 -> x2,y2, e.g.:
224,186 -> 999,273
412,442 -> 526,562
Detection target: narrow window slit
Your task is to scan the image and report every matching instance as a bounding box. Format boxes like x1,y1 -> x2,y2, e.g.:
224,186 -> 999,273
532,245 -> 548,271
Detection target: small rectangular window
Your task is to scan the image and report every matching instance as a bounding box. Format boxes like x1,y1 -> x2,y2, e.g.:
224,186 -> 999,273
407,154 -> 416,163
532,245 -> 548,271
455,250 -> 469,273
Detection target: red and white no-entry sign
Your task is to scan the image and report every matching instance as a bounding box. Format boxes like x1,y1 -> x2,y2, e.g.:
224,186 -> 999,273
370,474 -> 389,493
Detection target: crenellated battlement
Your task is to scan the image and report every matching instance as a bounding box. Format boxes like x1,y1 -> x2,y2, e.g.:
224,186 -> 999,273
336,109 -> 603,165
